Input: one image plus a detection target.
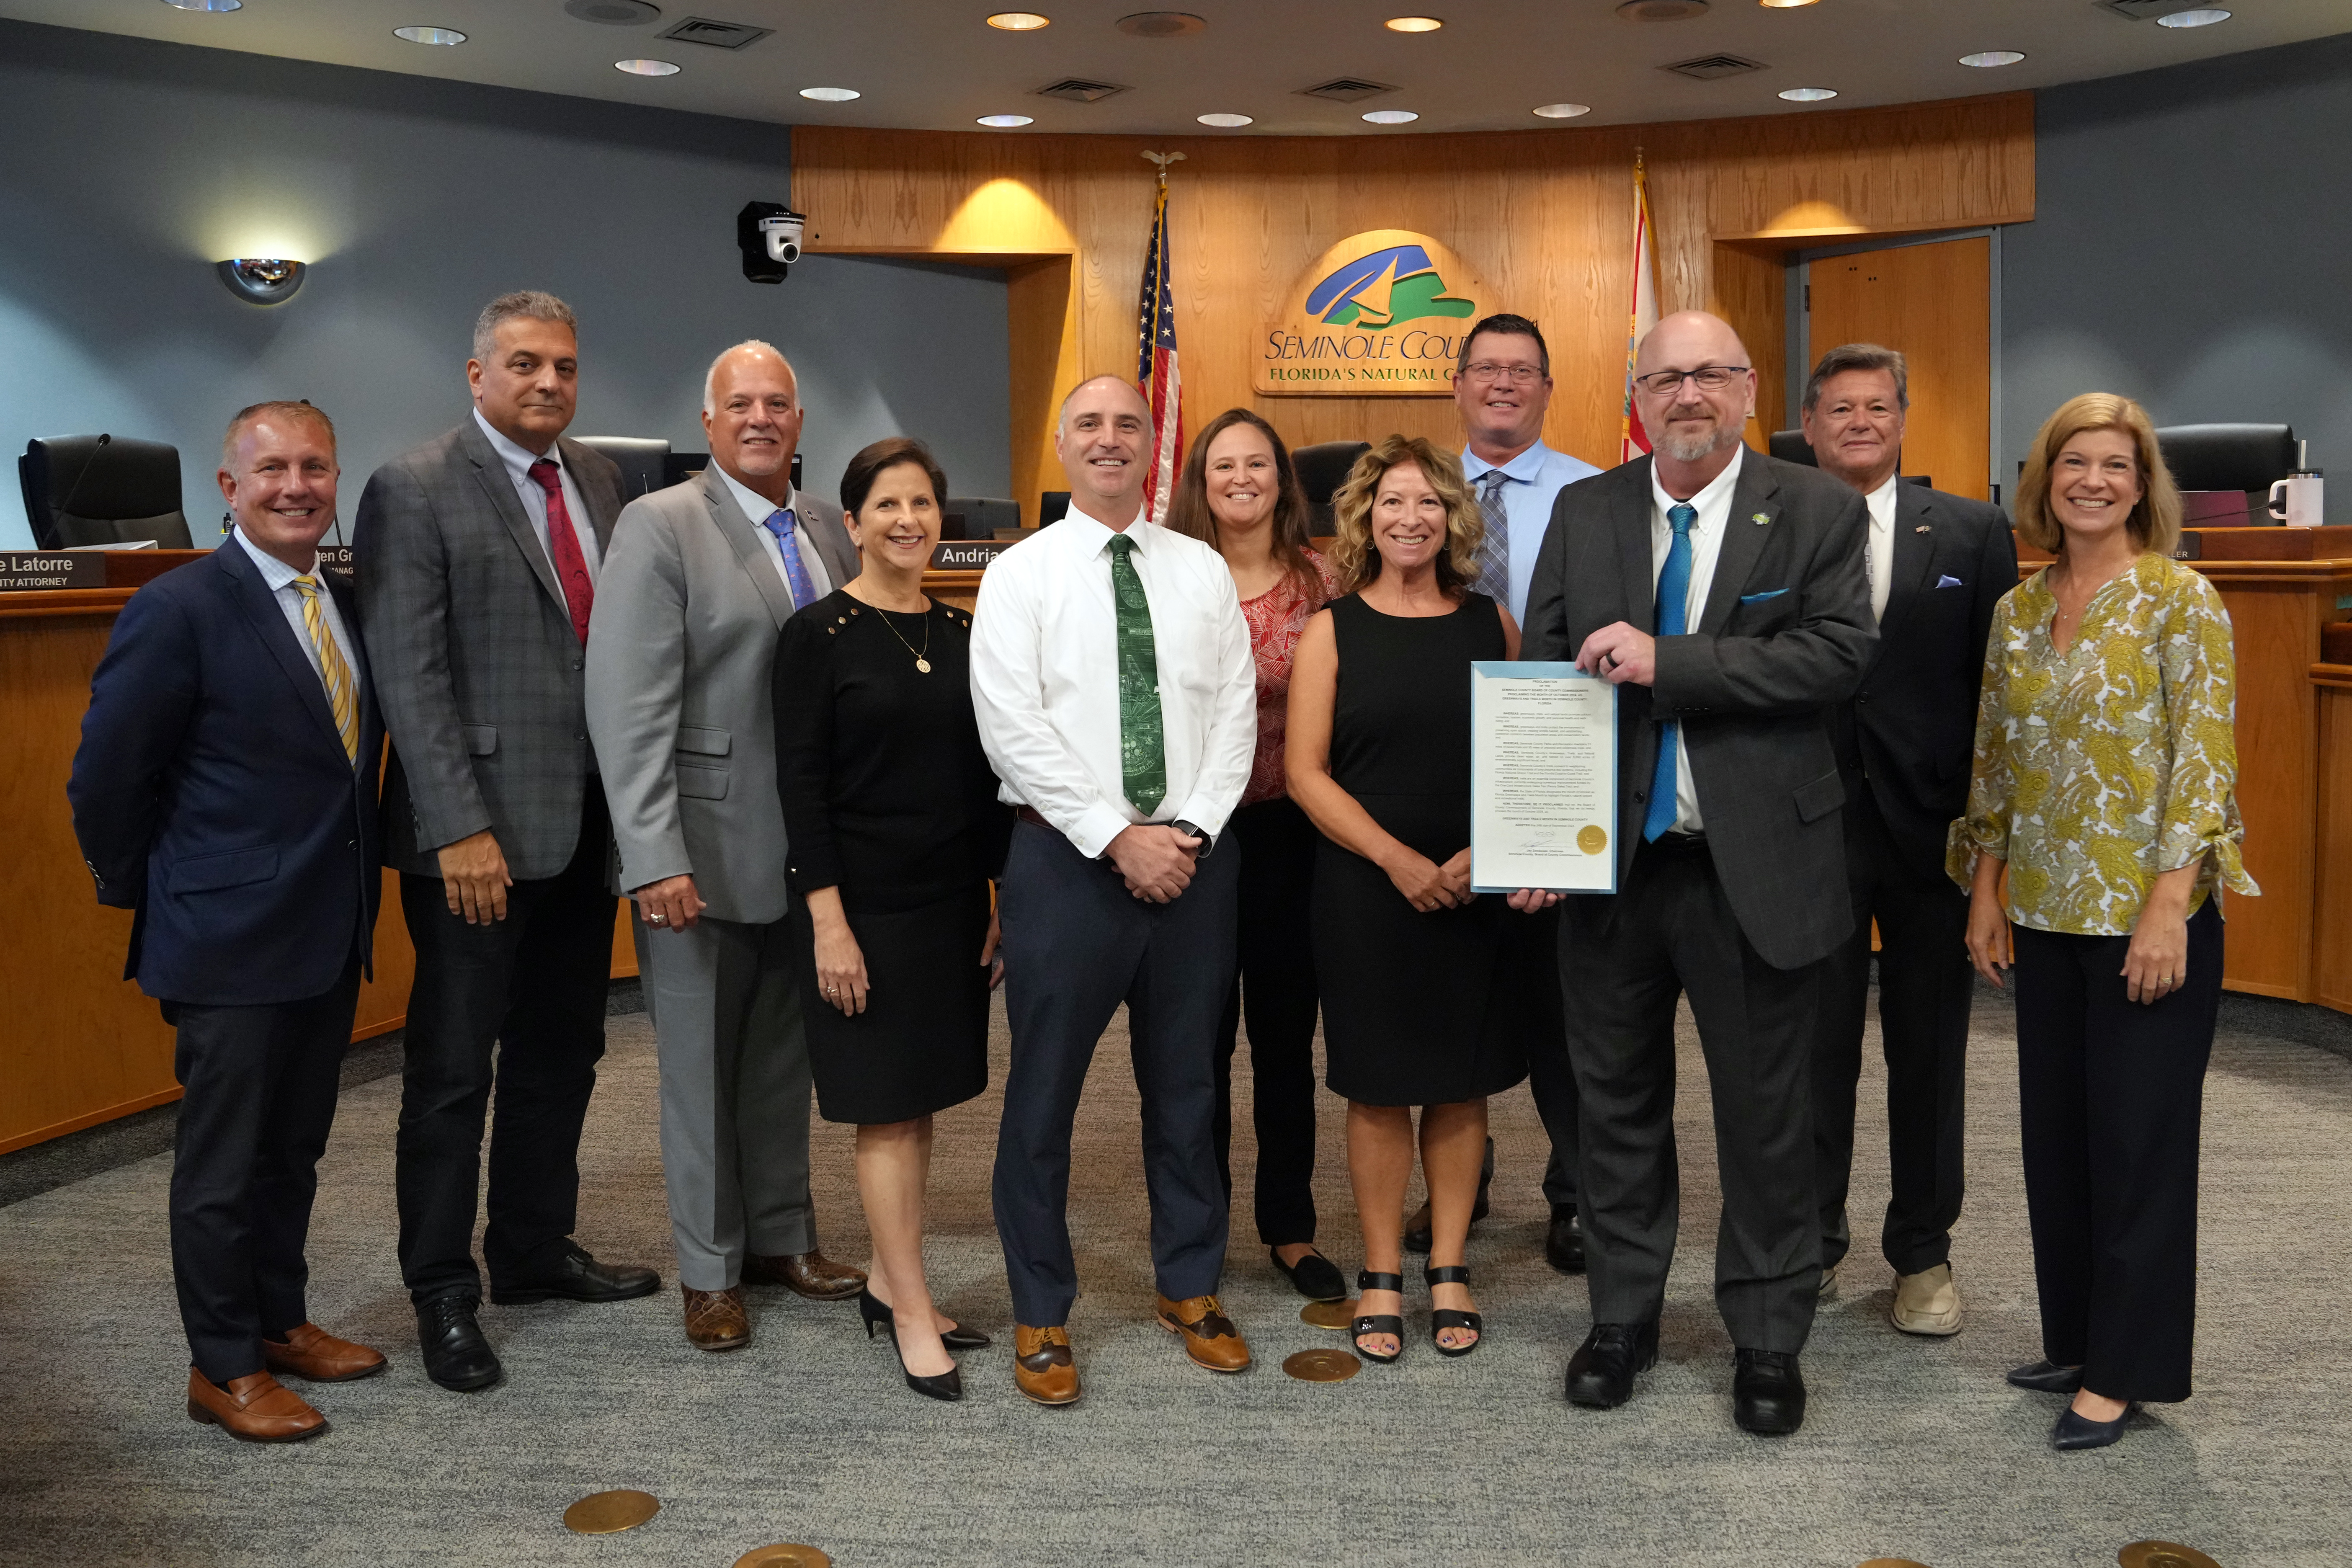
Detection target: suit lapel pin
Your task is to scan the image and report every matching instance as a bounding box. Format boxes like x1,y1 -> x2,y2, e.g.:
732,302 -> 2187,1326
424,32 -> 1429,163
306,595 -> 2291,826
1915,524 -> 1931,534
1751,511 -> 1770,525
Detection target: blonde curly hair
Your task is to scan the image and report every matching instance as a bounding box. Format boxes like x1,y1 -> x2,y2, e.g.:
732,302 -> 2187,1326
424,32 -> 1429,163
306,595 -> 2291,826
1324,435 -> 1484,597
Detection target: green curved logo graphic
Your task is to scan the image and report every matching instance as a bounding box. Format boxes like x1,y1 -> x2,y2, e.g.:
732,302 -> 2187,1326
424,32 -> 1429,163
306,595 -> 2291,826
1306,242 -> 1476,329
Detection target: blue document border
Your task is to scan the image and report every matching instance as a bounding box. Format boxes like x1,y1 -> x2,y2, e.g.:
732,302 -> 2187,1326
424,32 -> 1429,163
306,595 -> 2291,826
1469,660 -> 1619,896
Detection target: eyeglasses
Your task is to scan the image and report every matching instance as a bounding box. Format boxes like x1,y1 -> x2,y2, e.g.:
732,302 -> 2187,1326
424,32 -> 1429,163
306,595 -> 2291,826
1460,362 -> 1546,385
1634,365 -> 1750,396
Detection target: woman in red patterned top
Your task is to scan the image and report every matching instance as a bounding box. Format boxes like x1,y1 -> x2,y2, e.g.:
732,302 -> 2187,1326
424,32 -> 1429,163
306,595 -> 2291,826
1166,409 -> 1345,1304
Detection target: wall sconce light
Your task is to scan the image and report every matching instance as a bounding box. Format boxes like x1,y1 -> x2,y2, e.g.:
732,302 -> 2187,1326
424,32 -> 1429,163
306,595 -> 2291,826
216,258 -> 307,305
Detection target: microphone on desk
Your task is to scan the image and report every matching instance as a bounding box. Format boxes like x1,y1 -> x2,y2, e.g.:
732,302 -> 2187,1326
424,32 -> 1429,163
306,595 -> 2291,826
51,433 -> 111,542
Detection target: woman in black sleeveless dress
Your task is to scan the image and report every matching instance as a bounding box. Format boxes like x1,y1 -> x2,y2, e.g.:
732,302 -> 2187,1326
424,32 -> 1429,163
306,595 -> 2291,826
1287,435 -> 1532,1365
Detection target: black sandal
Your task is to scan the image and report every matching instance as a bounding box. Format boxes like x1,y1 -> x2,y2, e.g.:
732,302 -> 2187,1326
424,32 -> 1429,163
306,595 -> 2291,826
1425,1265 -> 1483,1358
1351,1271 -> 1405,1364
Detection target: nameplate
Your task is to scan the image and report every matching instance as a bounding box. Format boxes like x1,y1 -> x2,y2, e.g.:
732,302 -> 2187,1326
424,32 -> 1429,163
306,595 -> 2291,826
929,539 -> 1014,570
316,544 -> 356,585
0,552 -> 105,591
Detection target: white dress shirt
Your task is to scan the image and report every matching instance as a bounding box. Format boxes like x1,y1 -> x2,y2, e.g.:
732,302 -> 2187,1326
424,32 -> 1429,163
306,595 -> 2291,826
1863,473 -> 1900,624
714,465 -> 834,607
1459,438 -> 1604,622
231,526 -> 359,710
1648,446 -> 1748,835
970,508 -> 1257,859
471,407 -> 602,580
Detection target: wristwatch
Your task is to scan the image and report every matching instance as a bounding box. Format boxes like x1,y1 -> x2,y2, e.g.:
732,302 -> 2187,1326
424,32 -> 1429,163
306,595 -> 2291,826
1170,818 -> 1214,857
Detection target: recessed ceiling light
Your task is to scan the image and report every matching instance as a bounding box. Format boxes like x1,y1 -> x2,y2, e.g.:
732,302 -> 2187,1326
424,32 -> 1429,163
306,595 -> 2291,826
2156,7 -> 2231,26
986,10 -> 1050,27
1757,0 -> 1818,8
161,0 -> 242,12
615,58 -> 680,75
564,0 -> 660,21
1385,16 -> 1443,31
393,25 -> 466,45
799,86 -> 860,101
1197,113 -> 1253,127
1532,102 -> 1591,118
977,113 -> 1036,127
1778,86 -> 1837,102
1362,109 -> 1419,124
1959,49 -> 2025,67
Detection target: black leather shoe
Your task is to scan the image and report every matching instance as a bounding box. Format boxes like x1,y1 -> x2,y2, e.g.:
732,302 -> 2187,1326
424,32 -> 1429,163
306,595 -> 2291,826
1733,1349 -> 1807,1435
1405,1137 -> 1495,1254
1564,1320 -> 1658,1408
490,1243 -> 661,1305
1545,1208 -> 1586,1274
416,1295 -> 501,1392
1271,1247 -> 1349,1302
2006,1359 -> 2085,1394
2052,1403 -> 2136,1450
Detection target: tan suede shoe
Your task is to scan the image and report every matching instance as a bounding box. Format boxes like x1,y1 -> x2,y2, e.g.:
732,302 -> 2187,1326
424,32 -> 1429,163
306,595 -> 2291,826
186,1369 -> 327,1443
1013,1324 -> 1081,1406
683,1284 -> 751,1351
1156,1293 -> 1251,1373
1890,1264 -> 1964,1336
263,1323 -> 388,1383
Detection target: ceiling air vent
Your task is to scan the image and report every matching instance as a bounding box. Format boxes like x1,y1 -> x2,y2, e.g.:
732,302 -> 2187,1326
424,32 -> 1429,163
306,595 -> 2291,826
1661,54 -> 1767,81
655,15 -> 772,49
1299,77 -> 1398,103
1036,78 -> 1131,103
2098,0 -> 2213,18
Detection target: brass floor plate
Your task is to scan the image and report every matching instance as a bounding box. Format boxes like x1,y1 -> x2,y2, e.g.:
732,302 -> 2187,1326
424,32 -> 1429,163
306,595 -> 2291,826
733,1546 -> 834,1568
1299,1298 -> 1356,1330
2120,1544 -> 2220,1568
1857,1560 -> 1934,1567
562,1490 -> 660,1534
1282,1347 -> 1362,1382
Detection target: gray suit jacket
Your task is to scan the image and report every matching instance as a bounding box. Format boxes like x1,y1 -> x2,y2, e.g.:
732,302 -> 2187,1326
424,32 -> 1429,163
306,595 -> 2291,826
583,468 -> 855,926
354,420 -> 627,880
1524,450 -> 1878,971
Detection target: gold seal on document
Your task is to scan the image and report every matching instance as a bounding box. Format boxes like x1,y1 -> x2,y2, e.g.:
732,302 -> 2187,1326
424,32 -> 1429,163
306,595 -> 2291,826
734,1546 -> 834,1568
1300,1298 -> 1356,1330
1282,1348 -> 1362,1382
2118,1545 -> 2220,1568
563,1490 -> 660,1534
1577,824 -> 1608,855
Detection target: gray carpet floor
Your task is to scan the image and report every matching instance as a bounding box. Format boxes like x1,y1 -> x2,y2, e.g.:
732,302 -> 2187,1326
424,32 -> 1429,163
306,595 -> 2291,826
2,984 -> 2348,1568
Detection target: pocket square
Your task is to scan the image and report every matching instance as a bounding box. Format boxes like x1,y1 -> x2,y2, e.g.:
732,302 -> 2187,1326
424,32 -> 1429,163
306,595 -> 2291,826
1934,575 -> 1964,589
1739,588 -> 1789,604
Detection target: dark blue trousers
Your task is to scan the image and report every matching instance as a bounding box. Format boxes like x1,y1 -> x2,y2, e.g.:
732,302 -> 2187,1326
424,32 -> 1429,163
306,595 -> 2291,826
993,818 -> 1238,1326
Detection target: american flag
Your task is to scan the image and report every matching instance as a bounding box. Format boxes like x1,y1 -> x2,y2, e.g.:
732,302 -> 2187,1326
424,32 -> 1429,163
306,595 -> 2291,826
1136,173 -> 1183,522
1620,154 -> 1660,464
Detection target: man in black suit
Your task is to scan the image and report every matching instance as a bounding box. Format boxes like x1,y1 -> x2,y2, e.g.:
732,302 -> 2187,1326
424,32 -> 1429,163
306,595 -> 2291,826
1798,343 -> 2017,1337
1522,311 -> 1876,1435
71,402 -> 387,1442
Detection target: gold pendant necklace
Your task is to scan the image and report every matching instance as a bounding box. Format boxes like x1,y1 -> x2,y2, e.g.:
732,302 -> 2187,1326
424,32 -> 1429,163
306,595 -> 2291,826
872,604 -> 934,673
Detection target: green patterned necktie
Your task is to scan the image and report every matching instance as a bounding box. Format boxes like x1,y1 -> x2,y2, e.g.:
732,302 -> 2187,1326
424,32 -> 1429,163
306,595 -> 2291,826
1107,533 -> 1167,816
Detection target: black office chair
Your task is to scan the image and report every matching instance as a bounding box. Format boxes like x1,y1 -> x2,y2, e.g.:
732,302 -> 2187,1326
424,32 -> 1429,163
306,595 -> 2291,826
573,436 -> 670,499
942,497 -> 1019,541
1038,490 -> 1071,526
654,451 -> 799,491
1292,440 -> 1372,532
1769,429 -> 1819,468
2155,423 -> 2296,494
20,436 -> 193,549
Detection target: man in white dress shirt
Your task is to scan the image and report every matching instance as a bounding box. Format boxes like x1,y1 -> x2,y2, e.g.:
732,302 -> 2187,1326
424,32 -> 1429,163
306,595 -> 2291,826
970,374 -> 1259,1404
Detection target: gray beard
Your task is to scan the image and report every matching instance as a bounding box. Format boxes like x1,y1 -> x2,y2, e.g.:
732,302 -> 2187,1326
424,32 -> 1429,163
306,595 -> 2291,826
1657,425 -> 1726,464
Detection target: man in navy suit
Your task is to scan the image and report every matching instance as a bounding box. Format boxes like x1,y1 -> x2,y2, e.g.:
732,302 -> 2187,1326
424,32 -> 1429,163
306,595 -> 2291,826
70,401 -> 387,1444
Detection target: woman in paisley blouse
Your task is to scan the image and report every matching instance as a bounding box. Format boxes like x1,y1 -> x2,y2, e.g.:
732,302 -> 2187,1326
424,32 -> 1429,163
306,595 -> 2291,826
1952,391 -> 2256,1452
1166,409 -> 1347,1304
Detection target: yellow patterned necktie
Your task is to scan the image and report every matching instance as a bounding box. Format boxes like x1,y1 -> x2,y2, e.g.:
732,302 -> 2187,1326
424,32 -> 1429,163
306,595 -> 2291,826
291,575 -> 359,765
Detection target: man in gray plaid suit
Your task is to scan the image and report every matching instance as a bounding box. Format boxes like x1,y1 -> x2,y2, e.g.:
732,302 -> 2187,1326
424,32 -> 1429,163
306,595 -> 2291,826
354,291 -> 660,1393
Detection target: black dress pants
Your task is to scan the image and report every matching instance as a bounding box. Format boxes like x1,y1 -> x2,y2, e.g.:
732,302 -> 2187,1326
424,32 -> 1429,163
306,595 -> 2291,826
166,956 -> 363,1385
2012,899 -> 2221,1403
1211,796 -> 1321,1247
395,790 -> 616,1302
1520,902 -> 1581,1213
1811,790 -> 1973,1275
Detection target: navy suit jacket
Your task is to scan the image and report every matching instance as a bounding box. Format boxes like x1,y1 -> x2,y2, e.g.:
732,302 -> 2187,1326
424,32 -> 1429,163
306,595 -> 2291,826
69,540 -> 384,1006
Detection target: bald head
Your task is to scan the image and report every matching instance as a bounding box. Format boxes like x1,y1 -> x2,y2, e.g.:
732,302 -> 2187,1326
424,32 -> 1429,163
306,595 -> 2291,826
704,339 -> 797,415
1055,374 -> 1155,526
701,339 -> 804,503
1056,374 -> 1151,437
1632,310 -> 1756,468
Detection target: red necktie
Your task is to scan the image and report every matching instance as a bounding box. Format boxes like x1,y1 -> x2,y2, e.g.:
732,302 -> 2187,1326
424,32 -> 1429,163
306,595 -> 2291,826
528,458 -> 594,644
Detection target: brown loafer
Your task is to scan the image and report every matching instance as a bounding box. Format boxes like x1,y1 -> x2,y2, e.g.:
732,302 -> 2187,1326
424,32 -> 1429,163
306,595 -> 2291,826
263,1323 -> 387,1383
742,1249 -> 867,1301
186,1368 -> 327,1443
1013,1323 -> 1081,1406
1156,1293 -> 1251,1373
683,1284 -> 751,1352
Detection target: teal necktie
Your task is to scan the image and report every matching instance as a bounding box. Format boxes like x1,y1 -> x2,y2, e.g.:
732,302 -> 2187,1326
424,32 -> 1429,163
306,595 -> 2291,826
1107,533 -> 1167,817
1643,503 -> 1697,843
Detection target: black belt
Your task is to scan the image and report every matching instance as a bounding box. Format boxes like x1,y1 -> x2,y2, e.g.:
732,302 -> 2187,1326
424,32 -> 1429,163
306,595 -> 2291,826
1641,830 -> 1711,857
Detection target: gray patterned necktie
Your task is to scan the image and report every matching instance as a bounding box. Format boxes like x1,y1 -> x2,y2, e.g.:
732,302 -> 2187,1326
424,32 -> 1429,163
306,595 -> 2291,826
1473,469 -> 1511,604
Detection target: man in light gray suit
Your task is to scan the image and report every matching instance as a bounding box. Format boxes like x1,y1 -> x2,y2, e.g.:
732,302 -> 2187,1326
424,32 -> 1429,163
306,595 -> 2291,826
1520,310 -> 1876,1436
585,340 -> 866,1352
356,290 -> 659,1394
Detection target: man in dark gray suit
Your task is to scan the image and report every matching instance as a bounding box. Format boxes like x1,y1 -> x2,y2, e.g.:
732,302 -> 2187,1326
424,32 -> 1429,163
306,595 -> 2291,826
355,291 -> 659,1393
585,340 -> 866,1354
1521,310 -> 1875,1435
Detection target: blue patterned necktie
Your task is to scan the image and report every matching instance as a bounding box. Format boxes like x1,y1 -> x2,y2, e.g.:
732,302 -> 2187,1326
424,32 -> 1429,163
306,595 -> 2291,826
1643,502 -> 1698,843
761,507 -> 820,610
1472,469 -> 1511,604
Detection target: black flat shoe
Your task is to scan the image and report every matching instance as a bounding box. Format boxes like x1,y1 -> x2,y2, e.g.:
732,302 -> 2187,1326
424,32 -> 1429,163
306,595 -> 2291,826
490,1243 -> 661,1305
415,1295 -> 501,1392
1271,1247 -> 1348,1303
1350,1271 -> 1405,1364
859,1286 -> 990,1351
1564,1320 -> 1657,1408
1424,1265 -> 1483,1357
1545,1208 -> 1586,1275
2006,1360 -> 2085,1394
2052,1403 -> 2136,1451
1733,1349 -> 1807,1436
1404,1138 -> 1494,1254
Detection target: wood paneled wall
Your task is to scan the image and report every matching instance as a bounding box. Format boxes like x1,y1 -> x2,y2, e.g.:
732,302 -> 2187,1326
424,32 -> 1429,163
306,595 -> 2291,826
792,94 -> 2033,515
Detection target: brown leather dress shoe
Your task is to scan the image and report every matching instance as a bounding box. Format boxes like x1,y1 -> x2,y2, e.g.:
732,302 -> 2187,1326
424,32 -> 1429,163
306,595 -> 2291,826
263,1323 -> 388,1383
742,1250 -> 867,1301
186,1369 -> 327,1443
1013,1324 -> 1081,1406
683,1284 -> 751,1352
1156,1293 -> 1251,1373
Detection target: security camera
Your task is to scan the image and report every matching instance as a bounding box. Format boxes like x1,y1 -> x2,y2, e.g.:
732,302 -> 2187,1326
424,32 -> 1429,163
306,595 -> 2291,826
737,201 -> 806,284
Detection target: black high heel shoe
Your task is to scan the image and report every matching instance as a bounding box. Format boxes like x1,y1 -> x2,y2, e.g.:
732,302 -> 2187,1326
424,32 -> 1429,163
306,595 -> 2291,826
1351,1271 -> 1405,1364
857,1284 -> 990,1350
857,1287 -> 961,1402
1424,1264 -> 1483,1358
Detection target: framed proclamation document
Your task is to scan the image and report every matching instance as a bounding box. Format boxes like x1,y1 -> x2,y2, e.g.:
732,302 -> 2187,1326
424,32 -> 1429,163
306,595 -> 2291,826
1469,662 -> 1620,895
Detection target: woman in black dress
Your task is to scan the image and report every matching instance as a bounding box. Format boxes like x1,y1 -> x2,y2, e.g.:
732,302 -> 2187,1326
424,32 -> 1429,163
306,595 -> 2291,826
774,437 -> 1011,1402
1287,434 -> 1532,1364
